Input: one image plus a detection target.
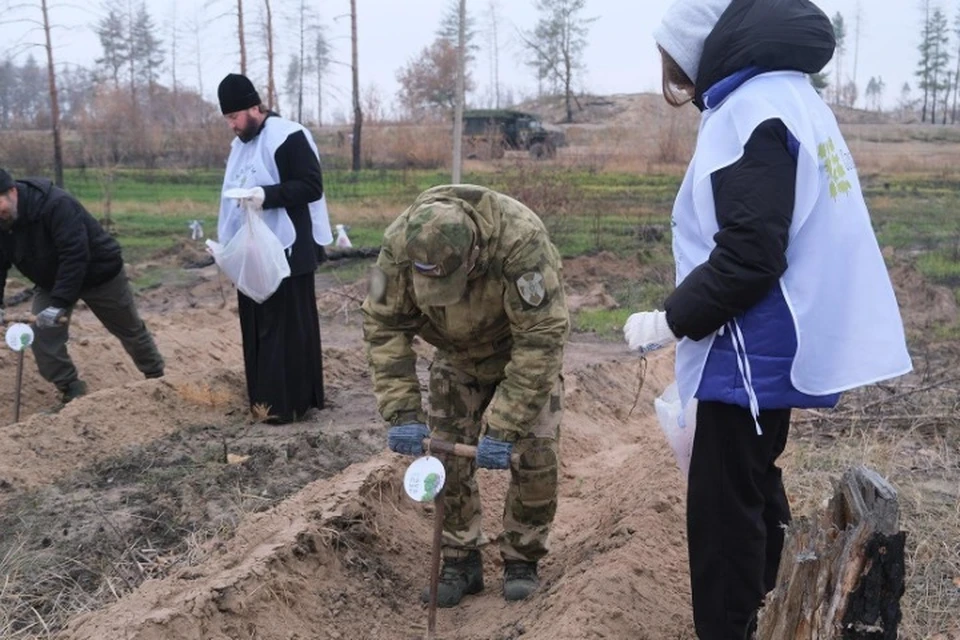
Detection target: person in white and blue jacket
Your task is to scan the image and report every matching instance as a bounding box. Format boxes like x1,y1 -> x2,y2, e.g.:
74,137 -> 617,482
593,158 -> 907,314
623,0 -> 913,637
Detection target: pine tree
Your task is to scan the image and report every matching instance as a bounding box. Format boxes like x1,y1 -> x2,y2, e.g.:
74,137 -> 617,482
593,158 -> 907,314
522,0 -> 596,123
916,0 -> 933,122
928,7 -> 950,124
130,4 -> 165,97
832,12 -> 846,106
95,3 -> 129,89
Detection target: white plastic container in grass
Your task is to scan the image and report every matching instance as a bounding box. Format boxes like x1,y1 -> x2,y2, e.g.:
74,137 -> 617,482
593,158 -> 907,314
654,381 -> 698,478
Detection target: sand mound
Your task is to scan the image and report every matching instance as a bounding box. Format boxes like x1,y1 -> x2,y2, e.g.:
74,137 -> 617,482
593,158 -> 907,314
0,257 -> 707,639
53,346 -> 694,640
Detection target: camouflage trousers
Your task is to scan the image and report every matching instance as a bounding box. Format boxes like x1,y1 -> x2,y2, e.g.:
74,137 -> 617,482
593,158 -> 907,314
428,352 -> 562,563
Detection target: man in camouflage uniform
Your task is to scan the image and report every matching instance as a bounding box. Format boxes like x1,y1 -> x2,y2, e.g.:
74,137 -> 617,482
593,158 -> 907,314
361,184 -> 569,607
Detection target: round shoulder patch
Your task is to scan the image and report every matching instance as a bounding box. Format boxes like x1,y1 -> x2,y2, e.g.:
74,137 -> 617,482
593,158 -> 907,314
516,271 -> 546,307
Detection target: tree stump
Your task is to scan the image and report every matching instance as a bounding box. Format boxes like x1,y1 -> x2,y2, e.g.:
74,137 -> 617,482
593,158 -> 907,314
757,466 -> 906,640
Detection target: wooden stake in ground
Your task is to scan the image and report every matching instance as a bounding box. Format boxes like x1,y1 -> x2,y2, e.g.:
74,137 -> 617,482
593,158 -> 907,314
758,466 -> 906,640
427,485 -> 445,640
419,438 -> 521,639
4,321 -> 38,425
13,348 -> 25,423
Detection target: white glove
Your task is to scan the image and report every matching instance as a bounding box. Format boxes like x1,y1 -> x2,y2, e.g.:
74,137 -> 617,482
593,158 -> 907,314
36,306 -> 66,329
623,310 -> 677,353
224,186 -> 266,212
243,186 -> 266,211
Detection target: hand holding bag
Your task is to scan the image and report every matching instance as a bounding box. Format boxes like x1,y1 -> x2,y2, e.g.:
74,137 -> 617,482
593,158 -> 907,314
206,203 -> 290,303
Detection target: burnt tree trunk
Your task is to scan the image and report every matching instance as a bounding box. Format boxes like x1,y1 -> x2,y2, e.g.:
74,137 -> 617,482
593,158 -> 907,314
757,466 -> 906,640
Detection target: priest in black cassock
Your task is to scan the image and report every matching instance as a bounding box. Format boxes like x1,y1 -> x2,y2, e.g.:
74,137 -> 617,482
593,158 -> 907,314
216,73 -> 333,423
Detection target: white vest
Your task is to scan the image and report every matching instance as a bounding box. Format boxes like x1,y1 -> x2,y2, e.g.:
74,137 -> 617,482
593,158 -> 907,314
672,71 -> 912,410
218,117 -> 333,249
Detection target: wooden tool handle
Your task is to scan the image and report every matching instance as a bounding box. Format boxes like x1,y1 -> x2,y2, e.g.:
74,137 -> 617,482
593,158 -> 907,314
422,438 -> 478,458
4,314 -> 69,326
421,437 -> 522,465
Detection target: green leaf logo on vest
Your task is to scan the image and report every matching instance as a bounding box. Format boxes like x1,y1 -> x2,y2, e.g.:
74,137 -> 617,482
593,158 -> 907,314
818,138 -> 853,200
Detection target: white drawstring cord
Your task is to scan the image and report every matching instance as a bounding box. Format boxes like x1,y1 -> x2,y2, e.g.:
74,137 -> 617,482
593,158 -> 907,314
730,320 -> 763,435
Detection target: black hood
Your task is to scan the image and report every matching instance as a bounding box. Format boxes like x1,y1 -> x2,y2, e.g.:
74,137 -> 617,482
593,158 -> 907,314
15,178 -> 58,225
694,0 -> 835,107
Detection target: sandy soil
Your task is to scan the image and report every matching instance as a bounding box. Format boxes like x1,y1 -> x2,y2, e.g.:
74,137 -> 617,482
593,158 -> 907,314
0,248 -> 956,640
0,249 -> 698,640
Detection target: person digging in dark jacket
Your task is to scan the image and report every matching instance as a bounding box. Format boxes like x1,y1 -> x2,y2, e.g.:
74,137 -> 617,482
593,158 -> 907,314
0,168 -> 164,406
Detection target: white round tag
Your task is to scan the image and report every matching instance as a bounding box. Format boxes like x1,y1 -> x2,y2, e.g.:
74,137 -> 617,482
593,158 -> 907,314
403,456 -> 446,503
5,323 -> 34,352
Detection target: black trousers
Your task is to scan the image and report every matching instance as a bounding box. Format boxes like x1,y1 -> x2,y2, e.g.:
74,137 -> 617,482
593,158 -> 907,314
32,268 -> 164,390
687,401 -> 791,640
237,272 -> 324,423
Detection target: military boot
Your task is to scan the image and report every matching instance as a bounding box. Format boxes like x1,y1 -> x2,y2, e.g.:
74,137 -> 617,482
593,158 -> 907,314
60,380 -> 88,404
503,560 -> 539,601
419,550 -> 484,607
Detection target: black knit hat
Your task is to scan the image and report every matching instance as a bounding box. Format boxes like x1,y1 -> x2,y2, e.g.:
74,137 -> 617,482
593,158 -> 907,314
218,73 -> 262,115
0,168 -> 14,193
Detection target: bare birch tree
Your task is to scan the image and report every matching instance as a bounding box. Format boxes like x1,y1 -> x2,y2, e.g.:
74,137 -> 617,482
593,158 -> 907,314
0,0 -> 66,184
952,4 -> 960,123
314,28 -> 332,125
263,0 -> 275,110
851,1 -> 862,106
187,5 -> 205,95
451,0 -> 465,183
40,0 -> 62,186
486,0 -> 502,108
237,0 -> 247,74
168,0 -> 179,104
350,0 -> 362,171
286,0 -> 315,122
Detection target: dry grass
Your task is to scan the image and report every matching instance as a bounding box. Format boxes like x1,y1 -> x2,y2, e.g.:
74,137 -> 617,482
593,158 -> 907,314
174,381 -> 238,408
346,123 -> 453,169
316,100 -> 960,178
110,199 -> 216,217
559,120 -> 695,174
0,534 -> 123,639
784,360 -> 960,639
0,513 -> 241,638
250,402 -> 277,423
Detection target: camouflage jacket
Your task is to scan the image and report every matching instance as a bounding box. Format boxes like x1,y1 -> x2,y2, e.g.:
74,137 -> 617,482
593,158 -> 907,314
361,184 -> 569,439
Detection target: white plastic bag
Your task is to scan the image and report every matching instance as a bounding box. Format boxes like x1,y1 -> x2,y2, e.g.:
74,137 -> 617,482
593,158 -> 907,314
654,381 -> 698,478
206,207 -> 290,303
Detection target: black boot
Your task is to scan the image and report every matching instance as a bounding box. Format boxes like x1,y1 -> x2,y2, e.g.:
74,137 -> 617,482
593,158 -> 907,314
60,379 -> 87,404
503,560 -> 539,601
420,550 -> 484,607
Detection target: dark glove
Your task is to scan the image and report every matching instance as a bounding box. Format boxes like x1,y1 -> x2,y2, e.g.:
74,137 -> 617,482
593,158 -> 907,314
387,422 -> 429,457
476,436 -> 513,470
35,306 -> 65,329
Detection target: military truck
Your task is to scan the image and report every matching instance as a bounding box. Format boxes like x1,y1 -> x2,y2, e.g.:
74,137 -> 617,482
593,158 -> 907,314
462,109 -> 566,160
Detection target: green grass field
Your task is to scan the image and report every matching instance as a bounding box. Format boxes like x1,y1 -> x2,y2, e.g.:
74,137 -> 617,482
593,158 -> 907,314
61,166 -> 681,263
51,168 -> 960,341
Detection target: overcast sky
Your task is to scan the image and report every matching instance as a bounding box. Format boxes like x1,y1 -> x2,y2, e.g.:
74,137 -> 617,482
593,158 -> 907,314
8,0 -> 921,119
